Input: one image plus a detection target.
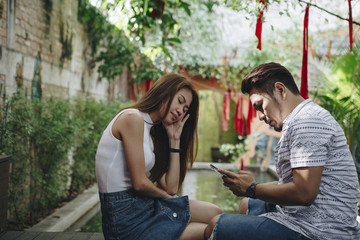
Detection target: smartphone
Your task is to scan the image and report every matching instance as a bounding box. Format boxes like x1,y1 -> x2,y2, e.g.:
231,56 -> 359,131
210,164 -> 228,177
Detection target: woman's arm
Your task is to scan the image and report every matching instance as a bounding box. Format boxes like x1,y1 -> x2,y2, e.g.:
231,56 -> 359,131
158,114 -> 190,195
114,111 -> 172,199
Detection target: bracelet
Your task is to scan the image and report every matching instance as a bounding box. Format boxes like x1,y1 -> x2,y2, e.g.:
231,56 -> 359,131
169,148 -> 182,153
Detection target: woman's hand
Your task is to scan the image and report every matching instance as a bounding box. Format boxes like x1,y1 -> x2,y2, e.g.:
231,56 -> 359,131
163,114 -> 190,142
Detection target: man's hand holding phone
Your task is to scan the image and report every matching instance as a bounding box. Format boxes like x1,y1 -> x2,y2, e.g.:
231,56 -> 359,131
210,164 -> 231,178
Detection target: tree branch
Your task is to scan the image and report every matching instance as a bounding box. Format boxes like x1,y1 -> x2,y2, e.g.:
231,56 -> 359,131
298,0 -> 360,26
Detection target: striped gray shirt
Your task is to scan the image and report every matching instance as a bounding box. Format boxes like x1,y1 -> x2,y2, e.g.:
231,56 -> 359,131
263,99 -> 360,240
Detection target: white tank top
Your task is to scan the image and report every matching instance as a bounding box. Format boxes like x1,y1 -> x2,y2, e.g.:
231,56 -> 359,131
95,109 -> 155,193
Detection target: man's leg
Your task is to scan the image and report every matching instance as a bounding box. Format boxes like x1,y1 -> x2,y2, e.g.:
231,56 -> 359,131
214,214 -> 309,240
206,198 -> 270,239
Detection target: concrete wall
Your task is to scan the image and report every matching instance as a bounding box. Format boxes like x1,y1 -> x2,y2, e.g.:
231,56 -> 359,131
0,0 -> 128,101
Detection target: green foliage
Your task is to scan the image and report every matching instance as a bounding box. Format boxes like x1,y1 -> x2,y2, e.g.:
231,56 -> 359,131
70,98 -> 131,195
0,92 -> 74,225
78,0 -> 167,83
95,32 -> 135,81
78,0 -> 136,81
127,0 -> 190,46
124,0 -> 199,62
314,42 -> 360,159
131,54 -> 162,84
0,90 -> 131,228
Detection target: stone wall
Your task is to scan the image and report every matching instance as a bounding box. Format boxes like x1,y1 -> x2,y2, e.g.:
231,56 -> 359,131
0,0 -> 129,101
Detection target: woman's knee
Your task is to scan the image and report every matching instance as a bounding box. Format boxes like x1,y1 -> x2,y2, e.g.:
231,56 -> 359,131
189,200 -> 223,223
210,203 -> 223,216
204,214 -> 221,239
238,197 -> 249,214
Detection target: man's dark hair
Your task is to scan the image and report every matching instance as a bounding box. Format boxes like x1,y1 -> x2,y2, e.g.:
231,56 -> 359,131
241,62 -> 300,97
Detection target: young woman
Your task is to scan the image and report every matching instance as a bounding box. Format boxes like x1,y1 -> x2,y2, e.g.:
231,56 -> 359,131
96,73 -> 222,240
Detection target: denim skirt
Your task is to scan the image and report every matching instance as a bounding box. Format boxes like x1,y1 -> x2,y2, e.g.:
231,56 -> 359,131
99,189 -> 191,240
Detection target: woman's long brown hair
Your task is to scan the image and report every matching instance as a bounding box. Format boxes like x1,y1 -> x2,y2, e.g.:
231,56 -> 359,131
128,73 -> 199,190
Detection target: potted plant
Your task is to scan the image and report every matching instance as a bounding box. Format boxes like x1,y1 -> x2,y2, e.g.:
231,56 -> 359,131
219,136 -> 248,163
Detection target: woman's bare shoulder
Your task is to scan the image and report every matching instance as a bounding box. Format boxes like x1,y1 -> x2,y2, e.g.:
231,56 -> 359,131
117,110 -> 144,127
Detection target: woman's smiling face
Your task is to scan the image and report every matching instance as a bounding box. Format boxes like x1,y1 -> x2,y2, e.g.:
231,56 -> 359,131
161,88 -> 193,125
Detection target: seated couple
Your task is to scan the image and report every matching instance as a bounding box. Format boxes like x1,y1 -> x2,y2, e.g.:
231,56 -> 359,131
95,63 -> 360,240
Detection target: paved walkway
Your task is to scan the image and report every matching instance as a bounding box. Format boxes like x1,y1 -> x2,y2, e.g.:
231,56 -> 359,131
0,231 -> 104,240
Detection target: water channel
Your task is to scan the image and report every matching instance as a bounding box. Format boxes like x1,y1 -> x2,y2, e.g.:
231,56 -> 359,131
67,166 -> 277,232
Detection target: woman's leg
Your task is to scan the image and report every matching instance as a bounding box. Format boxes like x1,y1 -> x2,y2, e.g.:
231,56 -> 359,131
204,198 -> 250,239
238,197 -> 249,214
180,200 -> 223,240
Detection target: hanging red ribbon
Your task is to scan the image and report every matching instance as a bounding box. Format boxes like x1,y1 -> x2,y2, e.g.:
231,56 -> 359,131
326,40 -> 333,59
211,76 -> 216,87
179,65 -> 188,76
348,0 -> 354,52
246,99 -> 257,135
240,158 -> 245,171
222,90 -> 231,131
300,5 -> 309,99
146,79 -> 153,91
255,0 -> 266,50
234,93 -> 244,136
132,84 -> 137,102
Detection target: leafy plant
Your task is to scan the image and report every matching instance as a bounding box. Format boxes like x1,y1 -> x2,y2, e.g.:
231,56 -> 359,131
78,0 -> 137,81
314,42 -> 360,161
0,92 -> 75,226
131,54 -> 162,84
70,97 -> 131,195
219,136 -> 248,162
0,90 -> 132,229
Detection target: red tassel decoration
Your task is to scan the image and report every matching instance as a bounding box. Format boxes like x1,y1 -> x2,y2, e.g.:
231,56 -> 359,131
146,79 -> 153,91
132,84 -> 137,102
211,76 -> 216,87
348,0 -> 354,52
234,93 -> 244,136
240,158 -> 245,171
255,0 -> 266,50
300,5 -> 309,99
179,65 -> 188,76
222,90 -> 231,131
246,99 -> 257,135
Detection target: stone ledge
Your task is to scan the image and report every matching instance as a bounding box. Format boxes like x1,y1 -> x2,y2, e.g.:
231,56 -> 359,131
28,184 -> 99,232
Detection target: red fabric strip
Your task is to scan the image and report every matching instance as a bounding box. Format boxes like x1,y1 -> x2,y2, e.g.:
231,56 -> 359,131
255,0 -> 266,50
348,0 -> 353,52
132,84 -> 137,102
300,5 -> 309,99
211,76 -> 216,87
222,90 -> 231,131
246,99 -> 256,135
234,93 -> 244,136
146,79 -> 153,91
179,65 -> 188,76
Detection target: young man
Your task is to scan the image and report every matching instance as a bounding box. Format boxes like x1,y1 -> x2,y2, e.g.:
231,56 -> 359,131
205,62 -> 360,240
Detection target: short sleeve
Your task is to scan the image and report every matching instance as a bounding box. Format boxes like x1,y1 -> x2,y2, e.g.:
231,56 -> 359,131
289,117 -> 334,168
